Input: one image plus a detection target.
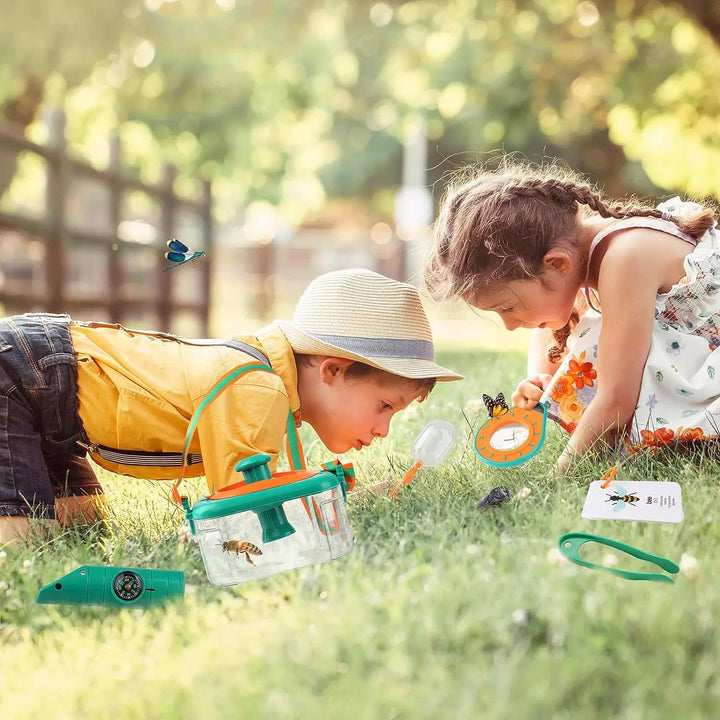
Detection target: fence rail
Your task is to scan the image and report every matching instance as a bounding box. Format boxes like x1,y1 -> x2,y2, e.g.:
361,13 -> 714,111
0,108 -> 212,336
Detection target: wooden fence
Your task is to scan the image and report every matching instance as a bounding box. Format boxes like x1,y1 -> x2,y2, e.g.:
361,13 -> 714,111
0,108 -> 212,336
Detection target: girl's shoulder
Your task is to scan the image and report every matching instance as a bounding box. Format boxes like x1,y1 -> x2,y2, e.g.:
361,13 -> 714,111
589,216 -> 696,259
588,216 -> 698,283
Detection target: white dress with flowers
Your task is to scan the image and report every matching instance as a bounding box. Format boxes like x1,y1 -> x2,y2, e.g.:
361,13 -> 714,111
540,198 -> 720,449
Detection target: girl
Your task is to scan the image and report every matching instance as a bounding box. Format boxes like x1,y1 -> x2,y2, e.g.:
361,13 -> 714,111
424,160 -> 719,472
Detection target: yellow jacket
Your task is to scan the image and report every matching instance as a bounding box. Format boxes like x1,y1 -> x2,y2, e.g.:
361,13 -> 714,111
70,322 -> 301,492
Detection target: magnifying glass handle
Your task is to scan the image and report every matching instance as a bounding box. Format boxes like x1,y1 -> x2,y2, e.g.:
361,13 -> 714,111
389,460 -> 423,500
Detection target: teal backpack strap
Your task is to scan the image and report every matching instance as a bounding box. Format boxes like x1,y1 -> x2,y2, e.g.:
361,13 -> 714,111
285,412 -> 305,470
171,361 -> 302,506
180,363 -> 270,465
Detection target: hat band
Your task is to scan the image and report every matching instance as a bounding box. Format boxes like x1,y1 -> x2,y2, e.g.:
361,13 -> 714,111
309,333 -> 435,361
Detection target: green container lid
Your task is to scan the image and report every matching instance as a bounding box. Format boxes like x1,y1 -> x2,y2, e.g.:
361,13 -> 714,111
187,459 -> 343,522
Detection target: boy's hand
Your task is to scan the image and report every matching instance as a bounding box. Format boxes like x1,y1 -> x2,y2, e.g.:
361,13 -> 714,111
511,373 -> 553,410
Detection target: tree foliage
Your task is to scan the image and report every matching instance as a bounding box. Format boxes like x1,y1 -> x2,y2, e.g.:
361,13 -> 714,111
1,0 -> 719,224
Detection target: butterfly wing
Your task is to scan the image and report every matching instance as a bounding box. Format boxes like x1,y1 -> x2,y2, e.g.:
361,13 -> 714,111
483,392 -> 509,418
482,393 -> 495,415
166,251 -> 188,263
167,238 -> 190,254
494,392 -> 509,416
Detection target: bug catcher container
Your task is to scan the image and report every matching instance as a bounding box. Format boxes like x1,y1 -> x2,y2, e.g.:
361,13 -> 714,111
183,454 -> 353,585
172,360 -> 354,586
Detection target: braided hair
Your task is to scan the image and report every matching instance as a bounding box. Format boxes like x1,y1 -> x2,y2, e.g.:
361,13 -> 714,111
424,160 -> 717,362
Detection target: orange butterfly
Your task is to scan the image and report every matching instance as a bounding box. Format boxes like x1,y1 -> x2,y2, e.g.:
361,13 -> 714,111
482,392 -> 509,418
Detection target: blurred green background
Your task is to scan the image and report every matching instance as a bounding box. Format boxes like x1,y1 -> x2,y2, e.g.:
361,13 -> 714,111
1,0 -> 719,344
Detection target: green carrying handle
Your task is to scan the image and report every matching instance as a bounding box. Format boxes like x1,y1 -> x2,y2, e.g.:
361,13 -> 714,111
558,532 -> 680,583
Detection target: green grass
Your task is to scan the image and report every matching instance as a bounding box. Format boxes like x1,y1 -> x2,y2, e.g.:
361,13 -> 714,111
2,347 -> 720,719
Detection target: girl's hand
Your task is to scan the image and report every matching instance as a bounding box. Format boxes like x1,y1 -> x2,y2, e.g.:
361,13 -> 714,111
511,373 -> 553,410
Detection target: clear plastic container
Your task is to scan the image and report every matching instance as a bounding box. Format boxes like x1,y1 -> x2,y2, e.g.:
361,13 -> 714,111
186,454 -> 353,586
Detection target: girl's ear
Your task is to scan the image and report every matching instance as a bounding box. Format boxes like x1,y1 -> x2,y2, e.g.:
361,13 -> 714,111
318,357 -> 354,384
542,249 -> 573,275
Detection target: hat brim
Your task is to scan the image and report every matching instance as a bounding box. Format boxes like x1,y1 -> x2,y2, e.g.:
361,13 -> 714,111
276,321 -> 463,382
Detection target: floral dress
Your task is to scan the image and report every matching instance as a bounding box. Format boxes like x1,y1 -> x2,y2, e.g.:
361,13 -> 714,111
541,198 -> 720,449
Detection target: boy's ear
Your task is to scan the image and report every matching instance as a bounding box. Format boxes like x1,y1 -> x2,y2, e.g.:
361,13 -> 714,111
318,356 -> 354,384
542,249 -> 573,275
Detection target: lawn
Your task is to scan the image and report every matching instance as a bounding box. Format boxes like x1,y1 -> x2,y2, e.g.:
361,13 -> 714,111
1,346 -> 719,719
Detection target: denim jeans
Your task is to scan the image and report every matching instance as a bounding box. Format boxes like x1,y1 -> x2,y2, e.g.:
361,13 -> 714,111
0,313 -> 100,518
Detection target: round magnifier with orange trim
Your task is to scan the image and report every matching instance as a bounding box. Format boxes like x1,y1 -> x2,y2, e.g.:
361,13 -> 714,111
474,404 -> 548,468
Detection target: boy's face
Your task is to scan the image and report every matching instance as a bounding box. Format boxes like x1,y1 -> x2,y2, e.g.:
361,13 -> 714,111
305,360 -> 424,454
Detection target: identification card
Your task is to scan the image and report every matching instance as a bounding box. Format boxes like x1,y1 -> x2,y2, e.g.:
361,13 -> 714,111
581,481 -> 684,524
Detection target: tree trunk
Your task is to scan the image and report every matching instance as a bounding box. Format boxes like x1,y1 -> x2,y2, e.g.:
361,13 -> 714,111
673,1 -> 720,46
0,75 -> 45,201
593,1 -> 720,50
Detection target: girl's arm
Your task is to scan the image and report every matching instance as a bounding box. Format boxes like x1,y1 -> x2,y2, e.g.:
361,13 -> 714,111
557,228 -> 680,472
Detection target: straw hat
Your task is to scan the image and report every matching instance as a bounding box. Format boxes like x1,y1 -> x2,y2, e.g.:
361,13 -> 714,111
276,268 -> 463,381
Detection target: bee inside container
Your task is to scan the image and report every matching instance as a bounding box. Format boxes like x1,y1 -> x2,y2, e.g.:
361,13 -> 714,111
183,453 -> 354,586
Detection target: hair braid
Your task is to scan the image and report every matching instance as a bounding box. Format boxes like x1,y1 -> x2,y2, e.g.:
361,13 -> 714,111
499,178 -> 578,211
562,183 -> 715,240
425,158 -> 719,362
547,293 -> 589,364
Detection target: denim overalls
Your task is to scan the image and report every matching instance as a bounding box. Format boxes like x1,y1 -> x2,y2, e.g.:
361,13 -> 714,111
0,313 -> 100,518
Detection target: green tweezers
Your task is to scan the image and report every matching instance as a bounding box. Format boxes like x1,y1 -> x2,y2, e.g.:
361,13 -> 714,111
558,532 -> 680,584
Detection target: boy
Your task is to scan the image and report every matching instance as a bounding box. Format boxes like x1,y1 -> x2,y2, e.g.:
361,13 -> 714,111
0,268 -> 462,543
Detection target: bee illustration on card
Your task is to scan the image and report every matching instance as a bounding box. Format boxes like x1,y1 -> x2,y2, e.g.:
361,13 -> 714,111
163,238 -> 206,272
606,487 -> 640,511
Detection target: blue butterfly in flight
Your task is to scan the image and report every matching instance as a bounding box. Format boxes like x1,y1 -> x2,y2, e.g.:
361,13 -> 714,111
163,238 -> 206,272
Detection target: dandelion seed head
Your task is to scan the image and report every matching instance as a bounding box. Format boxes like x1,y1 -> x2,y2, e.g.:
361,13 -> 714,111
679,553 -> 700,579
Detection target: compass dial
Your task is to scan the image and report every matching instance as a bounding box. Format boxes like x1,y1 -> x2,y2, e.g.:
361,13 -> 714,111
489,423 -> 530,450
112,571 -> 144,602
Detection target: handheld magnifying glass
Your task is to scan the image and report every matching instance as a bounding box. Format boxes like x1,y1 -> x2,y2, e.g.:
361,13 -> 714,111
389,420 -> 457,500
474,404 -> 548,468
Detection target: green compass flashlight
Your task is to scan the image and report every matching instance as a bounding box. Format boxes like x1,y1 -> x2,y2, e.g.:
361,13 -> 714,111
36,565 -> 185,608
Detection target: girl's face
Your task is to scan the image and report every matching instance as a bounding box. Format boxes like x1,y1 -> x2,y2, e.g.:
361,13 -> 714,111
305,364 -> 423,454
472,270 -> 580,332
471,247 -> 582,331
